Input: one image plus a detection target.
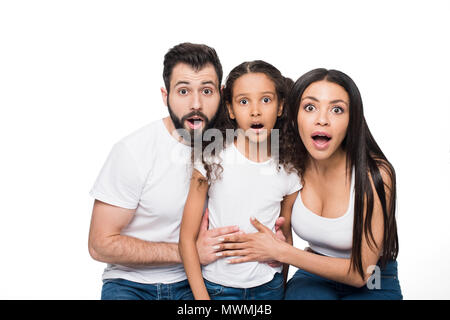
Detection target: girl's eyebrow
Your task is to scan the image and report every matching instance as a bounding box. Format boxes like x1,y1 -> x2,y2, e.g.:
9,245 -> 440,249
235,91 -> 275,98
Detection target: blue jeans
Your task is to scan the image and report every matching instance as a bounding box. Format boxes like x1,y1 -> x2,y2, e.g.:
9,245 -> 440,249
285,260 -> 402,300
204,272 -> 284,300
101,278 -> 194,300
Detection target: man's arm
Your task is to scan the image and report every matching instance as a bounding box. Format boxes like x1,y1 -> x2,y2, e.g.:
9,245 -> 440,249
88,200 -> 180,267
88,199 -> 241,267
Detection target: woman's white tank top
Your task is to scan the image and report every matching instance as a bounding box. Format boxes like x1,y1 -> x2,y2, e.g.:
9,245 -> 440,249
291,168 -> 355,259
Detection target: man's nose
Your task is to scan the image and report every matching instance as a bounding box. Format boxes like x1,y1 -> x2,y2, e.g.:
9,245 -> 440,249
191,92 -> 202,110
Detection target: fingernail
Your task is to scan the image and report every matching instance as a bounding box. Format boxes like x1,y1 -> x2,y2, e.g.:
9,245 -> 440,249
250,216 -> 256,221
218,237 -> 224,242
216,252 -> 222,257
212,245 -> 220,250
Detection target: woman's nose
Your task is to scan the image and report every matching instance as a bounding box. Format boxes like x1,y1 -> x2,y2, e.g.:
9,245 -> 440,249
316,110 -> 329,126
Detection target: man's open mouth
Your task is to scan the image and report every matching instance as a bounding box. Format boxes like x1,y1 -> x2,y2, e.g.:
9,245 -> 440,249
186,116 -> 204,130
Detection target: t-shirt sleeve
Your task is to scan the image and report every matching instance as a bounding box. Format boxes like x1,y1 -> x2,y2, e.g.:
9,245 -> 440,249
285,172 -> 302,196
193,159 -> 208,179
89,141 -> 144,209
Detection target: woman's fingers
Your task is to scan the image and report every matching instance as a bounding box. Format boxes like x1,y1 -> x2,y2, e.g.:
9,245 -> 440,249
250,216 -> 271,233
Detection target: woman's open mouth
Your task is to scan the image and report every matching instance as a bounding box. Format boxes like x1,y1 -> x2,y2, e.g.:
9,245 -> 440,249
311,131 -> 332,150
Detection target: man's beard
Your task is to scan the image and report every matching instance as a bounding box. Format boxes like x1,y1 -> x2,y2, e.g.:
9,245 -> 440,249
167,98 -> 218,146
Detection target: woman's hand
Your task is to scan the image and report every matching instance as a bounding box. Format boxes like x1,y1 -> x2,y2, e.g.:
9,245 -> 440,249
217,217 -> 287,264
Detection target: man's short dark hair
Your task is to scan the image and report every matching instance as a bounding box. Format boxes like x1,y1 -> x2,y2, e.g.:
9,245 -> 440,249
163,43 -> 223,92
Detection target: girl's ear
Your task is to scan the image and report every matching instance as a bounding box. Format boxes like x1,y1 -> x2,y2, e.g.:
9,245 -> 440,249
226,103 -> 235,119
277,102 -> 284,117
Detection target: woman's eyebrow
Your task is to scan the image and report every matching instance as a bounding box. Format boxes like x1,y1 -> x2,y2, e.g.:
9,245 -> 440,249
330,99 -> 349,106
301,96 -> 319,102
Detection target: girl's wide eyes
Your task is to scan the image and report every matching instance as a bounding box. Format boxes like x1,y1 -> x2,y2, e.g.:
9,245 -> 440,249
262,97 -> 271,103
239,99 -> 248,105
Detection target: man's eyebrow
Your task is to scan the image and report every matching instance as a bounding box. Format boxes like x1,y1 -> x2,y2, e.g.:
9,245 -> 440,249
174,81 -> 190,87
201,80 -> 217,86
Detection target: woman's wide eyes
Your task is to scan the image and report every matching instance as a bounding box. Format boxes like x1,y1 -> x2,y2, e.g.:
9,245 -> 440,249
304,104 -> 315,111
332,106 -> 344,114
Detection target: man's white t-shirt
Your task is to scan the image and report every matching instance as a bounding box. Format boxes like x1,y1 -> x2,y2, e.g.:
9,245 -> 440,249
195,142 -> 302,288
90,119 -> 192,284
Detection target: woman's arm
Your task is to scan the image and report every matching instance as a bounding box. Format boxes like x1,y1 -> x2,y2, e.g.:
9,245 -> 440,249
221,168 -> 391,288
179,169 -> 211,300
279,191 -> 298,284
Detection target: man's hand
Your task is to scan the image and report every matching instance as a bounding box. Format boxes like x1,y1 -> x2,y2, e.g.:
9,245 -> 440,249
196,209 -> 241,265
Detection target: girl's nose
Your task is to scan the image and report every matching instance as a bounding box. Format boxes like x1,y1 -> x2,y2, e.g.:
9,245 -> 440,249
250,103 -> 261,117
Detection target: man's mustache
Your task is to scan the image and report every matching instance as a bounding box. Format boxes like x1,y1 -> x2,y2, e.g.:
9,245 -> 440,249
181,111 -> 209,124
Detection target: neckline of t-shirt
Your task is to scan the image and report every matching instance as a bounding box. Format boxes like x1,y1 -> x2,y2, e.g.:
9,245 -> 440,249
230,140 -> 273,166
159,118 -> 191,149
298,167 -> 355,222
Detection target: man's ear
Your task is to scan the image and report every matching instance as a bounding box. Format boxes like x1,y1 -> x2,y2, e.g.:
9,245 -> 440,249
226,103 -> 235,119
160,87 -> 168,106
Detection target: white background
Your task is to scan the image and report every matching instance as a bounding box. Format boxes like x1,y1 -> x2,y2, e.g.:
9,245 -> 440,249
1,0 -> 449,299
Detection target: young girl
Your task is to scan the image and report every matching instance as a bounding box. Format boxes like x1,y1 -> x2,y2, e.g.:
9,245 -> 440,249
214,68 -> 402,300
179,61 -> 303,300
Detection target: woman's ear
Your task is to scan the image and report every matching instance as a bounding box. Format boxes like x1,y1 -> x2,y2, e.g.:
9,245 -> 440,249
227,103 -> 235,119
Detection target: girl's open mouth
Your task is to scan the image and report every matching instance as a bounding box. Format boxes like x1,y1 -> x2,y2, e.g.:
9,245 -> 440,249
250,123 -> 264,133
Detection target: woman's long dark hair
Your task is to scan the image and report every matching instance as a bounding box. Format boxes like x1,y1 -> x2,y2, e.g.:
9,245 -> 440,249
287,68 -> 399,280
195,60 -> 304,184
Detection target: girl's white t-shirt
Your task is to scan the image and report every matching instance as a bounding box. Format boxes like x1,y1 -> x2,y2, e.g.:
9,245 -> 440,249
195,143 -> 302,288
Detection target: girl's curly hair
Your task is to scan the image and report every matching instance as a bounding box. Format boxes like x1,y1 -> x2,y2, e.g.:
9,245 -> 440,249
193,60 -> 306,185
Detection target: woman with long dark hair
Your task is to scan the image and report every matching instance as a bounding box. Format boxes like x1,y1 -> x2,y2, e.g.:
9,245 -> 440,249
217,68 -> 402,299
